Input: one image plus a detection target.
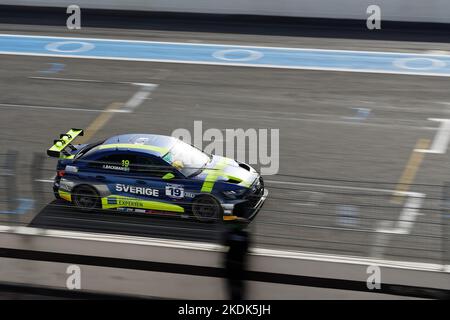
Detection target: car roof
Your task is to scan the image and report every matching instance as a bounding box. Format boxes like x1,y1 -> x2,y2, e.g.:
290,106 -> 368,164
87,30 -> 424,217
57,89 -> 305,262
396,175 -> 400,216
92,134 -> 178,157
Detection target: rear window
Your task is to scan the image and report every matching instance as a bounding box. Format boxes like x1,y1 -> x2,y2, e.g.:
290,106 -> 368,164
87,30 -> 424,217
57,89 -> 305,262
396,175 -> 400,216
75,140 -> 105,159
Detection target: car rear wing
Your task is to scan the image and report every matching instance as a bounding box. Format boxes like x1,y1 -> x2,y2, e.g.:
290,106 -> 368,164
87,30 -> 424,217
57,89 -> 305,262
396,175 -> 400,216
47,128 -> 84,158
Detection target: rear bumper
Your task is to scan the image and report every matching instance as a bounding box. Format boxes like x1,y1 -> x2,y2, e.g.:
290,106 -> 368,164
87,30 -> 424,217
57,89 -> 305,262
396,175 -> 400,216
53,179 -> 61,199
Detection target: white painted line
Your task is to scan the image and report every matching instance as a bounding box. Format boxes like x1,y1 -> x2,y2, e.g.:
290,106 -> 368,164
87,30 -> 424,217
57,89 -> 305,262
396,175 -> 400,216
252,248 -> 446,272
371,192 -> 425,259
122,83 -> 158,112
376,193 -> 425,234
371,220 -> 394,258
29,76 -> 105,83
2,51 -> 450,78
108,109 -> 131,113
0,225 -> 223,252
415,118 -> 450,154
201,110 -> 438,131
265,180 -> 418,196
289,191 -> 325,207
35,179 -> 54,183
30,76 -> 146,87
0,103 -> 129,113
425,50 -> 450,56
132,82 -> 158,87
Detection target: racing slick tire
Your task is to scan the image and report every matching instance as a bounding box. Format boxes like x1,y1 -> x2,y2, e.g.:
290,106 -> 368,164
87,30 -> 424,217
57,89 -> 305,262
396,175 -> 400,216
72,185 -> 101,212
192,195 -> 223,222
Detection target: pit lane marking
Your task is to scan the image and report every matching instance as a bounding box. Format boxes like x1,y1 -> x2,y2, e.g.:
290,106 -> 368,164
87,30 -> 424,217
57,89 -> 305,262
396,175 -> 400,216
266,180 -> 425,231
391,139 -> 430,204
75,82 -> 158,143
45,41 -> 95,53
3,33 -> 450,77
122,83 -> 159,112
415,119 -> 450,154
371,192 -> 425,258
377,193 -> 425,235
77,102 -> 122,144
266,179 -> 426,260
29,77 -> 158,113
21,78 -> 159,142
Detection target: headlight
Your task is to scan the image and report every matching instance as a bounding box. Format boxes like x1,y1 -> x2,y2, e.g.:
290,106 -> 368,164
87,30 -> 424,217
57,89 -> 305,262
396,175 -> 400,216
222,189 -> 247,199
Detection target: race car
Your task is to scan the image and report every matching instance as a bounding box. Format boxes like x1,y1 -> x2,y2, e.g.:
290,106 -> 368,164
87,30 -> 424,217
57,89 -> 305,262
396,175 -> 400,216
47,129 -> 268,222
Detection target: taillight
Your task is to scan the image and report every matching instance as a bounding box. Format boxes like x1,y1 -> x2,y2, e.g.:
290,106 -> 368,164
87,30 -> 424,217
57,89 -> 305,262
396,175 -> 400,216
57,170 -> 65,177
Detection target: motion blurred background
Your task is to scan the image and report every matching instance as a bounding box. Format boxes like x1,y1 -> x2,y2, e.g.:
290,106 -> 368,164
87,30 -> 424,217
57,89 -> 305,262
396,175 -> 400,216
0,0 -> 449,300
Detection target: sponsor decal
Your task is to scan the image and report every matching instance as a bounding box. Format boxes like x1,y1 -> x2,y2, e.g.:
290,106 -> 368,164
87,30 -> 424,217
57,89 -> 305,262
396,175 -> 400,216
115,184 -> 159,197
117,199 -> 145,208
184,192 -> 196,198
60,181 -> 72,191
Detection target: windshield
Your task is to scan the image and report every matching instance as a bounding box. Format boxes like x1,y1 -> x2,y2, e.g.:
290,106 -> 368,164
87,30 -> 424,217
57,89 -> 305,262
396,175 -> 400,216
162,140 -> 210,177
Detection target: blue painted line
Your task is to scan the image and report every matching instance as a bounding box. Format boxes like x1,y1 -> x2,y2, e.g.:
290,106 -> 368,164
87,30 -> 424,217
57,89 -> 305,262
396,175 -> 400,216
15,198 -> 34,214
1,34 -> 450,76
347,108 -> 371,121
0,198 -> 34,215
336,205 -> 359,227
39,62 -> 65,74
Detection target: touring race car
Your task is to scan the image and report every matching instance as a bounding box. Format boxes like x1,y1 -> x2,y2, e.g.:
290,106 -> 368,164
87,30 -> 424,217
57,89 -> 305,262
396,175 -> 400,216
47,129 -> 268,222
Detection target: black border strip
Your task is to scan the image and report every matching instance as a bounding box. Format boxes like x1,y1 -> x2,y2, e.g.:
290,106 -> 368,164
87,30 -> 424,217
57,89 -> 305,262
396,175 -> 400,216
0,282 -> 146,299
1,5 -> 450,43
0,248 -> 448,299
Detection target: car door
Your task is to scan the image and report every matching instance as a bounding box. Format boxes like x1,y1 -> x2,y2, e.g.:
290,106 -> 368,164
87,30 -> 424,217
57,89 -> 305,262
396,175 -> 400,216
127,154 -> 168,202
130,154 -> 199,210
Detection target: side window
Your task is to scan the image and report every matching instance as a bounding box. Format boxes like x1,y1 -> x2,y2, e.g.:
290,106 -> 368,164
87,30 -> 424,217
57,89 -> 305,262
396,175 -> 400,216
130,155 -> 171,178
89,154 -> 135,173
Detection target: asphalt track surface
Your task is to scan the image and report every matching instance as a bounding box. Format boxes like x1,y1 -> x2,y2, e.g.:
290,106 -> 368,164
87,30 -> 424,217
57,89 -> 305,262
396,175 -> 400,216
1,21 -> 450,265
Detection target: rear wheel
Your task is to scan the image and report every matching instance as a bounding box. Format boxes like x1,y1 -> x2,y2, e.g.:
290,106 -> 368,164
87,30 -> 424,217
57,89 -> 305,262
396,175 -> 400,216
192,195 -> 222,222
72,185 -> 100,211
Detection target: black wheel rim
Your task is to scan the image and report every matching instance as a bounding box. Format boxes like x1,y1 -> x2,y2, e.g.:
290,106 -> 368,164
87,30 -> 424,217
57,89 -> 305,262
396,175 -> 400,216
74,187 -> 97,209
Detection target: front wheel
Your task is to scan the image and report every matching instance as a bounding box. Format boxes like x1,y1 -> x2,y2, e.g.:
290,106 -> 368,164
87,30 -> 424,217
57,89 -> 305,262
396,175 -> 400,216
192,195 -> 223,222
72,185 -> 100,211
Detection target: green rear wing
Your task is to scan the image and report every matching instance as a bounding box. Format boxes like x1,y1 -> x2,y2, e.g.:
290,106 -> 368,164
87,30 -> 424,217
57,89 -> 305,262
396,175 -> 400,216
47,128 -> 84,158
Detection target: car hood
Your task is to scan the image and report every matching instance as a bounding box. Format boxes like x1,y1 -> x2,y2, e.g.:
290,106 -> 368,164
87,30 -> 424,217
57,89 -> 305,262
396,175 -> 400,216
193,155 -> 259,188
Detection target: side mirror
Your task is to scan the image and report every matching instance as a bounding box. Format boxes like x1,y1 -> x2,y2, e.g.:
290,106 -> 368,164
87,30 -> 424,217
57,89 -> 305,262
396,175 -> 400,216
162,172 -> 175,180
